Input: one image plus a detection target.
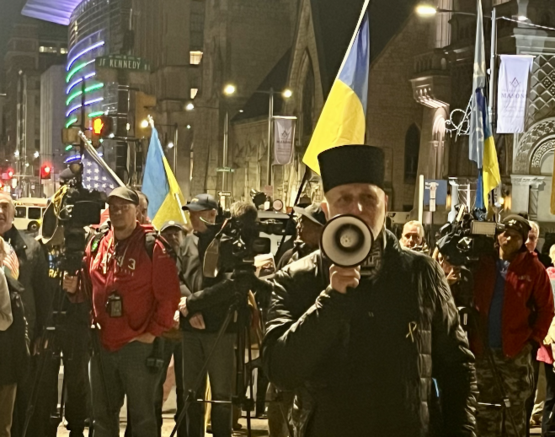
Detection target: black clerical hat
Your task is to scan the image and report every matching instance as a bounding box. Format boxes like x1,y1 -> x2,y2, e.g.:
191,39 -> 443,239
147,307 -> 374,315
317,145 -> 385,193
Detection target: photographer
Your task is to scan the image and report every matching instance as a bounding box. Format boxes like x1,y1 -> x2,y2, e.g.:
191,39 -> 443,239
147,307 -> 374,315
263,145 -> 477,436
277,203 -> 326,269
63,187 -> 180,436
178,194 -> 237,437
472,215 -> 553,436
432,244 -> 473,310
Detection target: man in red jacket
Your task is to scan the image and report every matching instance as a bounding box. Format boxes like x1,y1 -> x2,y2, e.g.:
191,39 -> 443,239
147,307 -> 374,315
473,214 -> 554,437
64,187 -> 180,437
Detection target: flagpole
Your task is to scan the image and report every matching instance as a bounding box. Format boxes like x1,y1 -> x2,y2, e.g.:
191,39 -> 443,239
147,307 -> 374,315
335,0 -> 371,74
488,6 -> 497,128
78,131 -> 125,187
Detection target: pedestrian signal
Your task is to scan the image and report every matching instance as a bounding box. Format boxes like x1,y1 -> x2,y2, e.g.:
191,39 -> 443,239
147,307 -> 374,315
41,164 -> 52,180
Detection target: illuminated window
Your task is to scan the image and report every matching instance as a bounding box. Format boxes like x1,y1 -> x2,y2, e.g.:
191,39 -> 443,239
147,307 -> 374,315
39,46 -> 58,54
190,88 -> 199,99
190,51 -> 203,65
60,47 -> 68,54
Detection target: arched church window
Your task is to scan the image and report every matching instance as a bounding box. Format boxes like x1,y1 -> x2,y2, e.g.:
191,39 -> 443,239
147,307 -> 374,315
404,124 -> 420,183
302,64 -> 315,139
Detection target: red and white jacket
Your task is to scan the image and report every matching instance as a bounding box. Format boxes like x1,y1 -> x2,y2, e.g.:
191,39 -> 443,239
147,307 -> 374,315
80,224 -> 180,351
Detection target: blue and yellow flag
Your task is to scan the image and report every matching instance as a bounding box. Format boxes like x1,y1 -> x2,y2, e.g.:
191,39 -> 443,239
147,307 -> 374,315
142,126 -> 187,229
469,0 -> 501,209
302,1 -> 370,174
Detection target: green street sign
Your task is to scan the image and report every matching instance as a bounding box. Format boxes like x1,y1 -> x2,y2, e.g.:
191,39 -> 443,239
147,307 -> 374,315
96,55 -> 151,72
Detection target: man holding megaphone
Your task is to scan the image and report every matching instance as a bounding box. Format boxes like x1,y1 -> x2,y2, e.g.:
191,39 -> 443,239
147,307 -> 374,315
262,145 -> 477,437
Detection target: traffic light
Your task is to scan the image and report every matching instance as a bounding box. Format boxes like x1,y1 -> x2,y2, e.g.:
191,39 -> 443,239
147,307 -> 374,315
6,168 -> 14,179
40,164 -> 52,180
91,115 -> 114,147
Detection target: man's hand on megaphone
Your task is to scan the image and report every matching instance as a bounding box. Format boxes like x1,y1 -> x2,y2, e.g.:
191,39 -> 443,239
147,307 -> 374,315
330,265 -> 361,294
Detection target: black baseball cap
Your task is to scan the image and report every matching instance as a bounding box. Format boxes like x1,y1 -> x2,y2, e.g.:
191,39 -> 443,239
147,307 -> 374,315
108,187 -> 139,205
161,221 -> 187,233
502,214 -> 531,242
183,194 -> 218,212
293,203 -> 326,226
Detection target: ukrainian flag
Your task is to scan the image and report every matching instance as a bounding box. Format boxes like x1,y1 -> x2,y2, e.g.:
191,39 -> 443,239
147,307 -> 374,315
469,0 -> 501,209
142,126 -> 187,229
303,1 -> 370,174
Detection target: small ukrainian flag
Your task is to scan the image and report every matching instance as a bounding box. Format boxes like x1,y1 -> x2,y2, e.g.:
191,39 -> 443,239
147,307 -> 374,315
142,126 -> 187,229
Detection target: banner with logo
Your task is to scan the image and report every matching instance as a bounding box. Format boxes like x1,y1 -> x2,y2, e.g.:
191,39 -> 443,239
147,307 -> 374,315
274,117 -> 296,165
497,55 -> 534,133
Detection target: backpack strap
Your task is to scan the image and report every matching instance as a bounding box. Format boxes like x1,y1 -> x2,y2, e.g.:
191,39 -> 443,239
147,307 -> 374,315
145,231 -> 177,262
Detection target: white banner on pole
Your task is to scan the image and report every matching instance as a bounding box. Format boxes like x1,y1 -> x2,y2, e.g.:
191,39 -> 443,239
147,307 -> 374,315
273,117 -> 296,165
497,55 -> 534,133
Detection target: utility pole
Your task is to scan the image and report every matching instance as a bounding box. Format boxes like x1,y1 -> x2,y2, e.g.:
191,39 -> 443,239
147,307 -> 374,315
266,88 -> 274,187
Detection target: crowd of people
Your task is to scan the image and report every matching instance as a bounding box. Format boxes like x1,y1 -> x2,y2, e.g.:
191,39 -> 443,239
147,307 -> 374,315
1,144 -> 555,437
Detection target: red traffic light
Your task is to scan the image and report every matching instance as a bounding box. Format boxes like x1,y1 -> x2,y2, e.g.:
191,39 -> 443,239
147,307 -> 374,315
40,164 -> 52,179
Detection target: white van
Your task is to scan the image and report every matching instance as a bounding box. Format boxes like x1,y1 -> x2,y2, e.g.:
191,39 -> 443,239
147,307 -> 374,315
14,198 -> 48,232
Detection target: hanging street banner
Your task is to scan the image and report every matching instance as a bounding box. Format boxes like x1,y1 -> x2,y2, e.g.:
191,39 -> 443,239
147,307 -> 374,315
273,117 -> 296,165
497,55 -> 534,134
96,55 -> 151,72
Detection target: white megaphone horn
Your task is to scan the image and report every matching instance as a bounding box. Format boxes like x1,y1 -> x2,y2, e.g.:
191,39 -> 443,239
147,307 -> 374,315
320,215 -> 374,268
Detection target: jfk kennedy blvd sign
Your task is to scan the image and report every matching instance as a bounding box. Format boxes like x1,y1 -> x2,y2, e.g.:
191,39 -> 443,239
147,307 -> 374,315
96,55 -> 151,72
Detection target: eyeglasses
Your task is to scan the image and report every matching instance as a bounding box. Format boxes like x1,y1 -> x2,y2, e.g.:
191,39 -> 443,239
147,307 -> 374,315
109,204 -> 133,213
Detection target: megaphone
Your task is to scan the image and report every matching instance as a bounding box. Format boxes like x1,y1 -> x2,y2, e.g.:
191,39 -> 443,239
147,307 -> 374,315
320,215 -> 374,267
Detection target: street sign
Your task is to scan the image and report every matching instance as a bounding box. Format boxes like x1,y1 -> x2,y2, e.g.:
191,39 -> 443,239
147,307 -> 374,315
218,191 -> 231,197
216,167 -> 234,173
96,55 -> 151,72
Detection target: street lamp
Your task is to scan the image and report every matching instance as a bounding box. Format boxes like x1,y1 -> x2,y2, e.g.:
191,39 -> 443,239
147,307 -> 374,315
185,102 -> 195,111
415,4 -> 438,17
415,3 -> 500,122
253,88 -> 293,187
223,84 -> 236,96
140,119 -> 150,129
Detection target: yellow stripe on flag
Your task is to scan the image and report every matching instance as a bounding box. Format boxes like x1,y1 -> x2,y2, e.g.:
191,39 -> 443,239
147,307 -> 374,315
482,136 -> 501,208
302,80 -> 366,174
151,155 -> 188,229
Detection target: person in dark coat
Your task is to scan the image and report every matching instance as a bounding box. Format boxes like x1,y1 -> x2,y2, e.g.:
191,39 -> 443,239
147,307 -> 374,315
277,203 -> 326,270
262,145 -> 478,437
0,193 -> 52,437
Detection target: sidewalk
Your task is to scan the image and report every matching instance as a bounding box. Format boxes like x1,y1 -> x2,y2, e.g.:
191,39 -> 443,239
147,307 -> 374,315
56,415 -> 270,436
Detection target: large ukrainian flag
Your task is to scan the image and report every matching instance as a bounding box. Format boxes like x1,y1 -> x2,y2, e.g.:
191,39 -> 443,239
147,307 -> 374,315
303,0 -> 370,174
142,126 -> 187,229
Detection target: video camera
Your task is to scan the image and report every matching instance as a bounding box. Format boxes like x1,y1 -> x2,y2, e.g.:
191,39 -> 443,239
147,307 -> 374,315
436,205 -> 502,267
203,206 -> 272,279
41,165 -> 106,273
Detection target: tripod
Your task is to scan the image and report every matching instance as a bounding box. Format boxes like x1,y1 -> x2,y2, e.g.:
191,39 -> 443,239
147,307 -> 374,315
170,272 -> 259,437
459,307 -> 520,435
22,272 -> 92,437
